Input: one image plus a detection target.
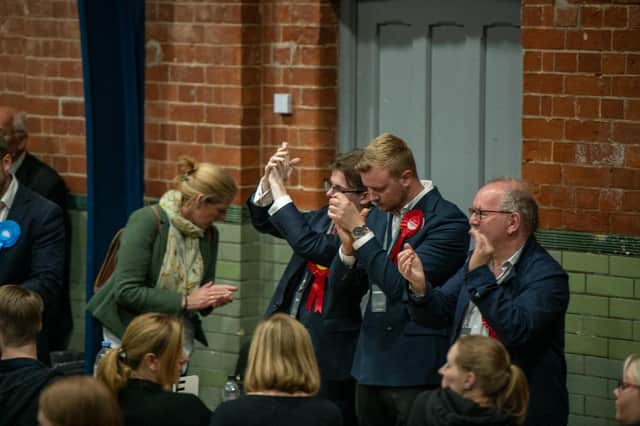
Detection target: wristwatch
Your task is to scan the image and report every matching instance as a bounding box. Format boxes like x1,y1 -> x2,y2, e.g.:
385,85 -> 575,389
351,224 -> 371,239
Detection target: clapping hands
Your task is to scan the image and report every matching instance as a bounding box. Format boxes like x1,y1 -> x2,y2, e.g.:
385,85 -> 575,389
187,282 -> 237,310
397,243 -> 427,296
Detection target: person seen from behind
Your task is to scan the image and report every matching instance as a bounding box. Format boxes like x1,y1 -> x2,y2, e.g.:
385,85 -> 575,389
95,312 -> 211,426
210,313 -> 343,426
408,335 -> 529,426
38,376 -> 122,426
0,285 -> 62,426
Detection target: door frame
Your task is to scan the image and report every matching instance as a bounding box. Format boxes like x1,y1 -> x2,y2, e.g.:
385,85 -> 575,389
338,0 -> 358,153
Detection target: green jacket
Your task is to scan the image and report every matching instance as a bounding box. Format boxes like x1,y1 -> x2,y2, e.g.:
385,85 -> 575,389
87,205 -> 218,346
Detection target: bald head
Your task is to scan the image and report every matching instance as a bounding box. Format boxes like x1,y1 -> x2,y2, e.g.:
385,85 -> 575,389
0,106 -> 27,160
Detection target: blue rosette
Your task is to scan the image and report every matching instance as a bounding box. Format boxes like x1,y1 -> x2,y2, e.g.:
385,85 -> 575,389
0,220 -> 21,250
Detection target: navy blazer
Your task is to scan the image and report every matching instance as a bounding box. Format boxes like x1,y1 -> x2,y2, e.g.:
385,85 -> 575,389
247,195 -> 362,381
0,183 -> 65,361
15,152 -> 72,350
408,237 -> 569,426
329,187 -> 470,387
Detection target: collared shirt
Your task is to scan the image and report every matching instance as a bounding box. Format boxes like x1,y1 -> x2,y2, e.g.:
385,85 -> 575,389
0,175 -> 19,221
460,245 -> 524,337
9,151 -> 25,175
340,180 -> 435,265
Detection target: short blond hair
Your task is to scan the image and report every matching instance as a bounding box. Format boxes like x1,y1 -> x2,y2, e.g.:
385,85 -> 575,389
0,285 -> 43,347
175,156 -> 237,206
244,313 -> 320,395
356,133 -> 417,178
96,313 -> 183,393
624,353 -> 640,384
39,376 -> 122,426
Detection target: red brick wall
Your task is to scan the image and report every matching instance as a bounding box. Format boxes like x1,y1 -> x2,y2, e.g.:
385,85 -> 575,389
521,0 -> 640,235
144,0 -> 338,206
0,0 -> 338,208
0,0 -> 86,193
2,1 -> 639,235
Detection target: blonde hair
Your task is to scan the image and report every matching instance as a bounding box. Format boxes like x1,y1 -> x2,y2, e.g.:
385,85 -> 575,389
175,156 -> 237,206
244,313 -> 321,395
39,376 -> 122,426
0,285 -> 43,347
454,336 -> 529,425
96,313 -> 183,393
356,133 -> 417,178
624,353 -> 640,384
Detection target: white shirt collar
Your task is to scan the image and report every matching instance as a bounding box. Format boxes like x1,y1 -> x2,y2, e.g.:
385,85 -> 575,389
398,180 -> 434,216
9,151 -> 26,175
495,245 -> 525,284
0,175 -> 19,221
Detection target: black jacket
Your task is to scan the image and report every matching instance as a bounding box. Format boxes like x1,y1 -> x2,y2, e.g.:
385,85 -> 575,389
119,379 -> 211,426
0,357 -> 62,426
408,388 -> 516,426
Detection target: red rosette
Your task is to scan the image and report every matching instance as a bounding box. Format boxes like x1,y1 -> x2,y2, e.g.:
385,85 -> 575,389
389,209 -> 424,263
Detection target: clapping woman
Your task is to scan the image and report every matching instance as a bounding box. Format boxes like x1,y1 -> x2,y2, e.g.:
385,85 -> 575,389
88,157 -> 238,355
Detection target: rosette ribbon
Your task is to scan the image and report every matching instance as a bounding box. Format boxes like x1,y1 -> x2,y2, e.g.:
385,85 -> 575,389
389,209 -> 424,263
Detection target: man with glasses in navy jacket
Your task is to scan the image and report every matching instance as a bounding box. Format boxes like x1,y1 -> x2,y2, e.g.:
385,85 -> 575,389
398,177 -> 569,426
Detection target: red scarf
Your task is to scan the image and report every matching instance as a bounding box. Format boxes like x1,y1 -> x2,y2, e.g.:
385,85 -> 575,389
305,262 -> 330,313
389,209 -> 424,263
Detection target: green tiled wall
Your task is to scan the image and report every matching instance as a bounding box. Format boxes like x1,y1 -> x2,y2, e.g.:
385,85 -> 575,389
67,209 -> 640,419
559,250 -> 640,426
67,210 -> 87,353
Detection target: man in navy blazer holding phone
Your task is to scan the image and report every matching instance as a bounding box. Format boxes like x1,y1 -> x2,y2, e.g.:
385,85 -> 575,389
328,133 -> 469,426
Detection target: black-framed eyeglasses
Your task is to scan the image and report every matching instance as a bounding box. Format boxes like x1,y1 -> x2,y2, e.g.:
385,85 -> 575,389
323,179 -> 367,194
468,207 -> 514,220
617,379 -> 640,391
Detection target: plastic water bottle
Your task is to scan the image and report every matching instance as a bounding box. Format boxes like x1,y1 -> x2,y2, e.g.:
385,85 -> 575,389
93,340 -> 111,376
222,375 -> 240,401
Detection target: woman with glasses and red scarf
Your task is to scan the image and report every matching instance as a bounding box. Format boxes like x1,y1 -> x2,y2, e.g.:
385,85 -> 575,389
615,353 -> 640,425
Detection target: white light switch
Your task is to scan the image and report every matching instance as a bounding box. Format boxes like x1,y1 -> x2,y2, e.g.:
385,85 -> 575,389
274,93 -> 292,114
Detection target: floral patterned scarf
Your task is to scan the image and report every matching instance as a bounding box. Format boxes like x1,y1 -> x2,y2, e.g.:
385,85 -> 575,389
156,190 -> 204,294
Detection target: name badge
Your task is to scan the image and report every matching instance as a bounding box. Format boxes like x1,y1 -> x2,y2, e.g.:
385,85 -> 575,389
371,284 -> 387,313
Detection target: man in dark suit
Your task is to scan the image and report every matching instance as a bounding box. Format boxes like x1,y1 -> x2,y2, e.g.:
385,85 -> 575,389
0,106 -> 72,352
247,143 -> 368,425
398,177 -> 569,426
0,132 -> 65,364
327,133 -> 470,426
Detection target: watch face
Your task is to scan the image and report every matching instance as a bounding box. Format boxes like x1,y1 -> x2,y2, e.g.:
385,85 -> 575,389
352,225 -> 368,238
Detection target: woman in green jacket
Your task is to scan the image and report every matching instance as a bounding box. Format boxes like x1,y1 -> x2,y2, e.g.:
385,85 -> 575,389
87,157 -> 238,354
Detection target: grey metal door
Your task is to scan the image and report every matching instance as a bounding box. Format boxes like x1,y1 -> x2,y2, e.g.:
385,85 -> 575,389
340,0 -> 521,212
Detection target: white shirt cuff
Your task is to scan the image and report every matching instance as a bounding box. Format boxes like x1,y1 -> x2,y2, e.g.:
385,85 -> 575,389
252,178 -> 274,207
353,232 -> 375,250
268,195 -> 293,216
339,246 -> 356,267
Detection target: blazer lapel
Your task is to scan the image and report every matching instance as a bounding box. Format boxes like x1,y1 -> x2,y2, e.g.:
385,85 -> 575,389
6,184 -> 32,223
